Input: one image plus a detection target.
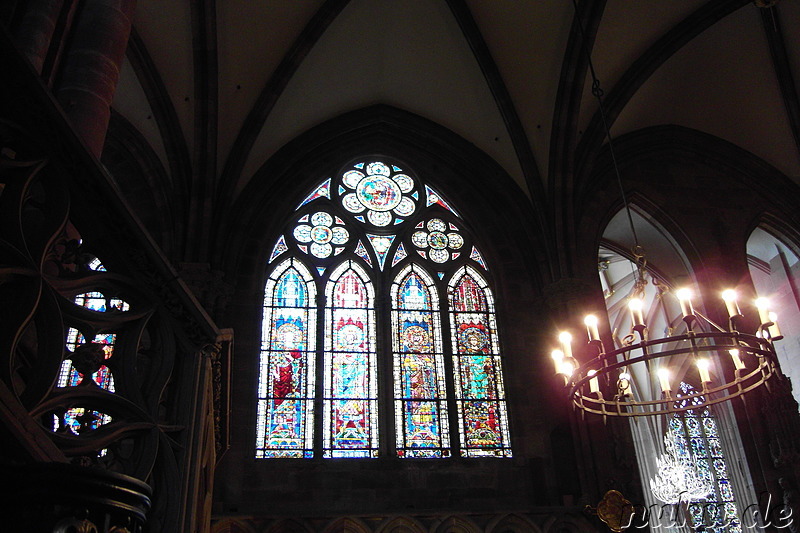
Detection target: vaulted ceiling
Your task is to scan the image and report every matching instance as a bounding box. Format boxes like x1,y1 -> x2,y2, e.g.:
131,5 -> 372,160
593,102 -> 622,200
113,0 -> 800,257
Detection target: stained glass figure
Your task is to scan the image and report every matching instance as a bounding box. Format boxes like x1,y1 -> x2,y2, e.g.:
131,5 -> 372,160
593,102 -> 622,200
425,185 -> 459,217
391,265 -> 450,457
323,261 -> 379,458
339,161 -> 418,226
256,258 -> 317,458
672,382 -> 741,533
448,266 -> 511,457
297,178 -> 331,208
366,234 -> 395,271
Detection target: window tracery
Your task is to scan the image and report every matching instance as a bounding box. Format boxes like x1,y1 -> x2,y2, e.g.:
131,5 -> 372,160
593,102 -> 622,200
255,157 -> 511,458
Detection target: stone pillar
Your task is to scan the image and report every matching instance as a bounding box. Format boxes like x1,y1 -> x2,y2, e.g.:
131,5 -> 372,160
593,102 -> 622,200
11,0 -> 65,75
55,0 -> 136,158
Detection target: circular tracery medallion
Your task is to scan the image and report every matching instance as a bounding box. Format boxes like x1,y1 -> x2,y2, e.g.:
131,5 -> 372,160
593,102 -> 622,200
356,175 -> 403,212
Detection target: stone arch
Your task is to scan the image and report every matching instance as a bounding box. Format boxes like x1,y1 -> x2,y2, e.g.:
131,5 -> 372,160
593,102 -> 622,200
541,513 -> 594,533
263,518 -> 316,533
374,515 -> 427,533
212,517 -> 258,533
321,517 -> 373,533
432,515 -> 481,533
486,513 -> 541,533
747,220 -> 800,406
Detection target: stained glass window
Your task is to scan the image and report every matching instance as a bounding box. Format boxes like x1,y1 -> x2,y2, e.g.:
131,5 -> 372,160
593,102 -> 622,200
256,258 -> 317,458
256,157 -> 510,459
56,263 -> 130,436
323,260 -> 379,457
392,264 -> 450,457
672,382 -> 741,533
448,266 -> 511,457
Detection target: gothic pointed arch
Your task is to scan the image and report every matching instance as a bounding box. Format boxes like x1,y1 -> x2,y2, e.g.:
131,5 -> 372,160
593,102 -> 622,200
211,518 -> 258,533
487,513 -> 541,533
598,209 -> 757,531
263,518 -> 315,533
321,517 -> 372,533
254,156 -> 513,458
432,515 -> 481,533
374,516 -> 427,533
747,222 -> 800,406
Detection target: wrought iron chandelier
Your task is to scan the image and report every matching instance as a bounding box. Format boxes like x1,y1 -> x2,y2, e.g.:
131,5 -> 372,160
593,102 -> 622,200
554,0 -> 784,419
552,289 -> 782,418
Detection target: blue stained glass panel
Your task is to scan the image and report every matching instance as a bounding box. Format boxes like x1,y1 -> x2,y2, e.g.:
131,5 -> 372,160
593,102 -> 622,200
670,382 -> 741,532
719,480 -> 734,501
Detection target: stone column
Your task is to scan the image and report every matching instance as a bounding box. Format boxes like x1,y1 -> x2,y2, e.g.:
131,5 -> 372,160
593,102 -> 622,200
11,0 -> 66,75
55,0 -> 136,158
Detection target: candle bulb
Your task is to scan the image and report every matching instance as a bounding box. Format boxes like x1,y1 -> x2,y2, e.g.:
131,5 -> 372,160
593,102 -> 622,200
551,349 -> 564,373
677,288 -> 695,318
657,367 -> 671,393
618,372 -> 631,393
584,315 -> 600,342
755,297 -> 771,326
559,360 -> 574,378
558,331 -> 573,359
629,298 -> 645,327
729,348 -> 746,370
721,289 -> 741,318
588,369 -> 599,393
768,311 -> 783,340
697,358 -> 711,383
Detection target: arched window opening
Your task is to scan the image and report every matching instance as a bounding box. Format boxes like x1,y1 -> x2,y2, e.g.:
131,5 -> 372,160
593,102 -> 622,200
392,264 -> 450,458
255,157 -> 510,458
599,242 -> 755,530
747,226 -> 800,407
256,257 -> 317,458
323,260 -> 378,458
449,266 -> 511,457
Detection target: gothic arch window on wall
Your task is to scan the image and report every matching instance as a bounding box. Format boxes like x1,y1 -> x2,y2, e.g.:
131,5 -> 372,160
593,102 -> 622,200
598,245 -> 753,531
747,226 -> 800,407
255,157 -> 511,459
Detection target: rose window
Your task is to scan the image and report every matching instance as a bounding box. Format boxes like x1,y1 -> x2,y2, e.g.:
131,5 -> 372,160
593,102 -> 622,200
293,211 -> 349,258
411,218 -> 464,263
340,161 -> 417,226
